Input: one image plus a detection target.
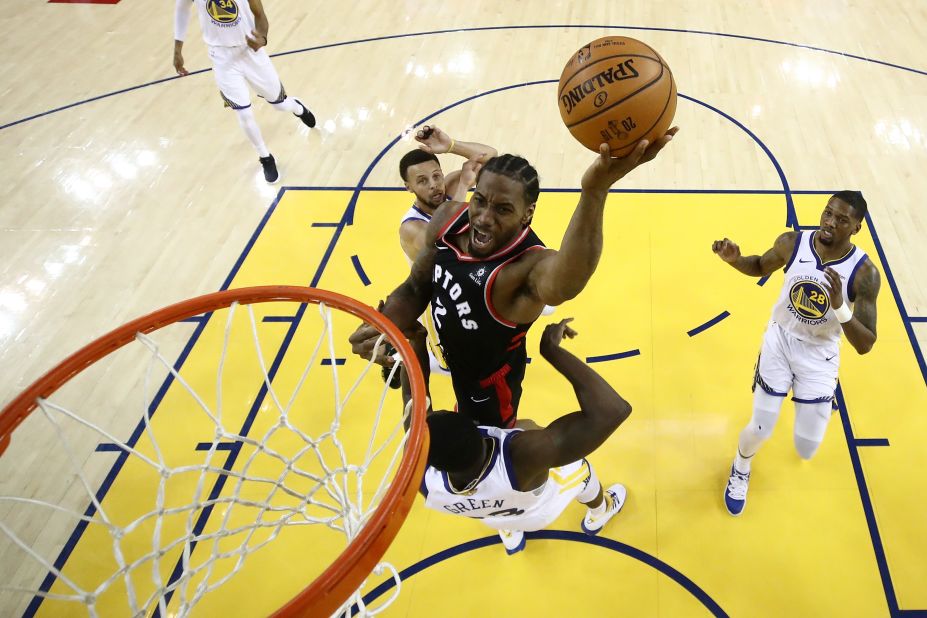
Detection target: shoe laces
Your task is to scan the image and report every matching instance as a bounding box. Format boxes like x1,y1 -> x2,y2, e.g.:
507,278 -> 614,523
727,470 -> 749,500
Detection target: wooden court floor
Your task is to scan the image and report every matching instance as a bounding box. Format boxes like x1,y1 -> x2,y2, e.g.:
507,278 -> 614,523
1,1 -> 926,616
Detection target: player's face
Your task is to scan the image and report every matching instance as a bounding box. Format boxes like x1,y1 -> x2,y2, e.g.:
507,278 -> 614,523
468,172 -> 535,257
818,197 -> 861,246
404,161 -> 446,208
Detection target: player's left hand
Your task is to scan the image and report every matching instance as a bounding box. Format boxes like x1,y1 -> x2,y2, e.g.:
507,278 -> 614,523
246,30 -> 268,51
415,125 -> 453,154
458,153 -> 488,190
822,267 -> 845,309
581,127 -> 678,194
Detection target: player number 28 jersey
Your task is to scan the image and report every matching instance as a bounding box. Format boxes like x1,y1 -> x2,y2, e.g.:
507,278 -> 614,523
770,231 -> 869,347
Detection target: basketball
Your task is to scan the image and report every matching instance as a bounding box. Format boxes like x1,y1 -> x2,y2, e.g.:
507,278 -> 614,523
558,36 -> 677,157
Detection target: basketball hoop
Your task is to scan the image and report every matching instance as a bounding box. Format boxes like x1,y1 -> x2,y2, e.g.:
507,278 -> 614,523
0,286 -> 428,617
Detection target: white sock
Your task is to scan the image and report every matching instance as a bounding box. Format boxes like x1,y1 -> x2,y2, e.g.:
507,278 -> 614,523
734,445 -> 755,474
234,107 -> 270,157
588,493 -> 609,517
271,96 -> 302,115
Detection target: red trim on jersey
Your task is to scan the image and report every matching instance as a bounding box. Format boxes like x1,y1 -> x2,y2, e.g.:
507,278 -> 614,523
479,363 -> 516,428
443,220 -> 535,264
484,245 -> 548,328
436,203 -> 469,241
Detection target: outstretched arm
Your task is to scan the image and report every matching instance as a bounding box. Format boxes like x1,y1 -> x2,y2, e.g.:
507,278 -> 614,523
823,261 -> 880,354
509,320 -> 632,487
712,231 -> 797,278
416,126 -> 496,201
173,0 -> 192,76
526,131 -> 677,306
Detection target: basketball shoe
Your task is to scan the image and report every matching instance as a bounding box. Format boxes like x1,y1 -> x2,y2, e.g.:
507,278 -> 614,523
498,529 -> 525,555
581,483 -> 627,536
724,464 -> 750,516
259,155 -> 279,184
293,98 -> 316,128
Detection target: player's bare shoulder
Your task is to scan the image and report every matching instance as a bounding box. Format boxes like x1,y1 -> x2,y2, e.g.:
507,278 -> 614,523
773,230 -> 800,258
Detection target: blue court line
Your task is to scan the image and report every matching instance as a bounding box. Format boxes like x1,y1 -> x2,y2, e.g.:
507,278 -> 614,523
908,317 -> 927,323
262,315 -> 297,323
321,358 -> 346,366
687,311 -> 731,337
678,93 -> 795,227
353,530 -> 727,617
586,349 -> 641,363
351,254 -> 371,286
865,211 -> 927,388
855,438 -> 890,448
3,24 -> 924,133
290,186 -> 838,194
194,442 -> 237,451
757,275 -> 770,287
24,188 -> 291,617
94,443 -> 126,453
834,384 -> 899,615
311,222 -> 340,228
179,315 -> 208,324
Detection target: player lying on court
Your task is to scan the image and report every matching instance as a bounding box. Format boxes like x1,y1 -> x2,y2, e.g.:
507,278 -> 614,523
351,129 -> 677,429
713,191 -> 881,516
173,0 -> 316,184
399,318 -> 631,554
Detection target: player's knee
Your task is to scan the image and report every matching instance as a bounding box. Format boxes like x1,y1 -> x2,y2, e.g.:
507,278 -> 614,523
749,390 -> 783,439
794,435 -> 821,460
793,401 -> 831,460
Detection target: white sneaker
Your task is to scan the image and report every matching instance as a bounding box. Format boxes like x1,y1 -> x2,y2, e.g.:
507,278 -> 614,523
581,483 -> 627,536
724,464 -> 750,516
498,529 -> 525,555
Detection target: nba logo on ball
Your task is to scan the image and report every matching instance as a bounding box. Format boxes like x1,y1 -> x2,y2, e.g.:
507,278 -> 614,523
558,36 -> 677,157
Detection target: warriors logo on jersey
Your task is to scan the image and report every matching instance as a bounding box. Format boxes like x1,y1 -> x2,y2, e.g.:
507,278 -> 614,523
206,0 -> 240,25
788,278 -> 830,322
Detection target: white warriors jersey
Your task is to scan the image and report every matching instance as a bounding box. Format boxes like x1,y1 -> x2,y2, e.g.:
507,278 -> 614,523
193,0 -> 256,47
400,204 -> 449,371
422,426 -> 594,531
770,231 -> 869,347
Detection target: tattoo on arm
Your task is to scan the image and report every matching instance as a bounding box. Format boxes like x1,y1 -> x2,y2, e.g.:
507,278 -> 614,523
852,265 -> 880,335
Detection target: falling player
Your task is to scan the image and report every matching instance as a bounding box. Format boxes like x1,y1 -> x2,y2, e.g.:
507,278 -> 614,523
401,318 -> 631,554
714,191 -> 881,516
172,0 -> 316,183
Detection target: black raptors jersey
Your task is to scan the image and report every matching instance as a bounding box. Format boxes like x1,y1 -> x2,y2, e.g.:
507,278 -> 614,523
431,205 -> 546,383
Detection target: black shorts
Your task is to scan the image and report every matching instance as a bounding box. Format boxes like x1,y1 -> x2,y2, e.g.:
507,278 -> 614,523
452,361 -> 526,428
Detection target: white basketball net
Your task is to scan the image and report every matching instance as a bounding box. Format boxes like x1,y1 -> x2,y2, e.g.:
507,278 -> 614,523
0,299 -> 415,618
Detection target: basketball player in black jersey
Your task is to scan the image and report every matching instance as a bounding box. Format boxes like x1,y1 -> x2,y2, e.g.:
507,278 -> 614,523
351,131 -> 677,427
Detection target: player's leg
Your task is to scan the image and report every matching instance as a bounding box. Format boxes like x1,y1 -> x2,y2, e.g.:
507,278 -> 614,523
575,459 -> 626,536
791,343 -> 839,460
246,48 -> 316,128
725,325 -> 791,515
209,47 -> 278,183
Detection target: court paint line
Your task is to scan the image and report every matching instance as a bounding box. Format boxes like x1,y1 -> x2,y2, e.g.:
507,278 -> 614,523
311,222 -> 341,228
351,255 -> 371,286
354,530 -> 728,617
854,438 -> 891,447
865,211 -> 927,388
4,23 -> 924,132
687,311 -> 731,337
907,317 -> 927,323
834,383 -> 899,615
586,349 -> 642,363
262,315 -> 298,323
321,358 -> 347,366
194,442 -> 236,451
180,315 -> 209,324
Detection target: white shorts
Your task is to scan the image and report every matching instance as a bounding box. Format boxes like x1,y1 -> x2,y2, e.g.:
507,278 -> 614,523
754,321 -> 839,403
207,45 -> 285,109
